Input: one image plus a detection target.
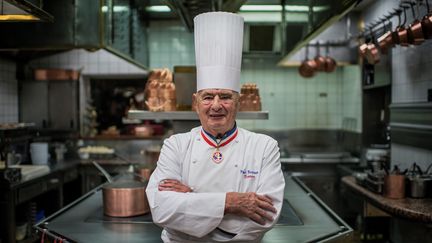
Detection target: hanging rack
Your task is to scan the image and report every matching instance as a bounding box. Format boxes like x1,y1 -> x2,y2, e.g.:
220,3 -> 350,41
356,0 -> 426,39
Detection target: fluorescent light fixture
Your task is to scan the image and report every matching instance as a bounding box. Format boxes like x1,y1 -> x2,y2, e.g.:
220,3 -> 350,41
101,6 -> 130,13
146,5 -> 171,12
240,5 -> 329,12
0,0 -> 53,22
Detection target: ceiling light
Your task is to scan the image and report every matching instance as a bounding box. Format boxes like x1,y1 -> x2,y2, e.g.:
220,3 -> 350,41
0,0 -> 53,22
101,6 -> 130,13
145,5 -> 171,13
239,5 -> 329,12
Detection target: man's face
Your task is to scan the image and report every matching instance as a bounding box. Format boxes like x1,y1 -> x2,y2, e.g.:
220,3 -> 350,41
193,89 -> 239,136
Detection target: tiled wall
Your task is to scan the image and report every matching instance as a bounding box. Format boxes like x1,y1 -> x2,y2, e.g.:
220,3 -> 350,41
148,20 -> 362,132
362,1 -> 432,170
0,57 -> 18,123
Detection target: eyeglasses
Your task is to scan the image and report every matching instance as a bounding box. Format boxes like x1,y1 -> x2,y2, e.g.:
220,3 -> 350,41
198,92 -> 237,105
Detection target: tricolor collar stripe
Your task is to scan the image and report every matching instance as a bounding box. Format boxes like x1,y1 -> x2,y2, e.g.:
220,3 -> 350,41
200,128 -> 238,148
202,123 -> 237,141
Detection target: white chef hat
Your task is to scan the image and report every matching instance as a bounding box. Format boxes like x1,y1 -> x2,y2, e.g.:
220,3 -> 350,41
194,12 -> 244,93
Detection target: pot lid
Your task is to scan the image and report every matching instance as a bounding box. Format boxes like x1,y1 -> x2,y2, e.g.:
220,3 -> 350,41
104,180 -> 145,189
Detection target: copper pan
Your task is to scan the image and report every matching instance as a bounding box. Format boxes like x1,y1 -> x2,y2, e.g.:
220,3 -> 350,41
298,45 -> 317,78
93,161 -> 150,217
314,43 -> 326,71
324,44 -> 336,73
358,43 -> 368,58
103,181 -> 149,217
397,7 -> 409,46
421,0 -> 432,39
407,2 -> 425,45
366,43 -> 380,64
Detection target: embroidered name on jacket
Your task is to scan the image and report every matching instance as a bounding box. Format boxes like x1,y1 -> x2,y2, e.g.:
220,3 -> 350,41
240,169 -> 259,179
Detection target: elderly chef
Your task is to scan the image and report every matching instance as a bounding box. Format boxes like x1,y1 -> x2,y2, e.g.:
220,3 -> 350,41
146,11 -> 285,242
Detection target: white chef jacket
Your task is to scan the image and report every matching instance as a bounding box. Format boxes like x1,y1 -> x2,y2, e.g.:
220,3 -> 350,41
146,126 -> 285,242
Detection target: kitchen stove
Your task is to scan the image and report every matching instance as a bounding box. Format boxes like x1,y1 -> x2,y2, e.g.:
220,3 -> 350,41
85,199 -> 303,226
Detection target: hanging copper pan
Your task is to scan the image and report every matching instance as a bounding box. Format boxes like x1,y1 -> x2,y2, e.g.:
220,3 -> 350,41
359,42 -> 368,58
299,45 -> 317,78
365,29 -> 380,65
421,0 -> 432,39
397,7 -> 409,46
314,43 -> 326,71
407,2 -> 425,45
324,43 -> 336,73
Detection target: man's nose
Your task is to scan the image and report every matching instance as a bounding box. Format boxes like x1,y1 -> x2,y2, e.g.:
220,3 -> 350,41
211,95 -> 222,110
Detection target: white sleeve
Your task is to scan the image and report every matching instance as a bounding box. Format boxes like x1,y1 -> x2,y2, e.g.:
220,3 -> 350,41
230,138 -> 285,241
146,135 -> 226,238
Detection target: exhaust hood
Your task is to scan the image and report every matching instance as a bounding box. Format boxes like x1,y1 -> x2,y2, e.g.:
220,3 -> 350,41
0,0 -> 53,22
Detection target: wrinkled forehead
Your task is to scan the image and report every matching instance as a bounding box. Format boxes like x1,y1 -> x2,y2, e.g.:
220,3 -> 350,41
197,89 -> 238,96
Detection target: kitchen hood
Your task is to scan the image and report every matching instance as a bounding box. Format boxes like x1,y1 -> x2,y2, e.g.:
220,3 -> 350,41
157,0 -> 362,58
0,0 -> 53,22
0,0 -> 149,69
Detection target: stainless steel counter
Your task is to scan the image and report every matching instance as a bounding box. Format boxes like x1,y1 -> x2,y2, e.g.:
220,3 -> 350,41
36,175 -> 352,243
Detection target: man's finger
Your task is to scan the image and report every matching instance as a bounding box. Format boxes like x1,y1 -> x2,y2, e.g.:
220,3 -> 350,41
258,200 -> 277,213
250,212 -> 266,225
256,208 -> 273,222
257,194 -> 273,205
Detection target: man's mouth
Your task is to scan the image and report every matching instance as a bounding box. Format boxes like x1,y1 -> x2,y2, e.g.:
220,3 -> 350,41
209,114 -> 225,119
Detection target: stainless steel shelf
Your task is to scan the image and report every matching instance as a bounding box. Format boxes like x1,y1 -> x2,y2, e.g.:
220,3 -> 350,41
127,110 -> 269,120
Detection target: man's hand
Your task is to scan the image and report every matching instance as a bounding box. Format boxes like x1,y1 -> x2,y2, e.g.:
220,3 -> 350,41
158,179 -> 193,193
224,192 -> 276,225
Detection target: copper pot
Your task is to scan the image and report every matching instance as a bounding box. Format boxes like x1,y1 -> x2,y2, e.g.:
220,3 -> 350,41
384,175 -> 405,199
421,0 -> 432,39
134,167 -> 153,181
103,181 -> 150,217
93,161 -> 150,218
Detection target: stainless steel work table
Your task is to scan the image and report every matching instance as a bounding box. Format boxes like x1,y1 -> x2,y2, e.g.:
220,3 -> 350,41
36,175 -> 352,242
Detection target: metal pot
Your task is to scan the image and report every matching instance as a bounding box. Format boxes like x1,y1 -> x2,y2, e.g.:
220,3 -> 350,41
103,180 -> 149,217
408,176 -> 432,198
93,161 -> 150,217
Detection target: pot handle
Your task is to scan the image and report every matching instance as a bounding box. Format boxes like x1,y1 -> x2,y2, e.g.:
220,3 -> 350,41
92,161 -> 114,183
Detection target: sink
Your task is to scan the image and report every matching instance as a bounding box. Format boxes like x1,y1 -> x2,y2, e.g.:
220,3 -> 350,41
276,199 -> 303,226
